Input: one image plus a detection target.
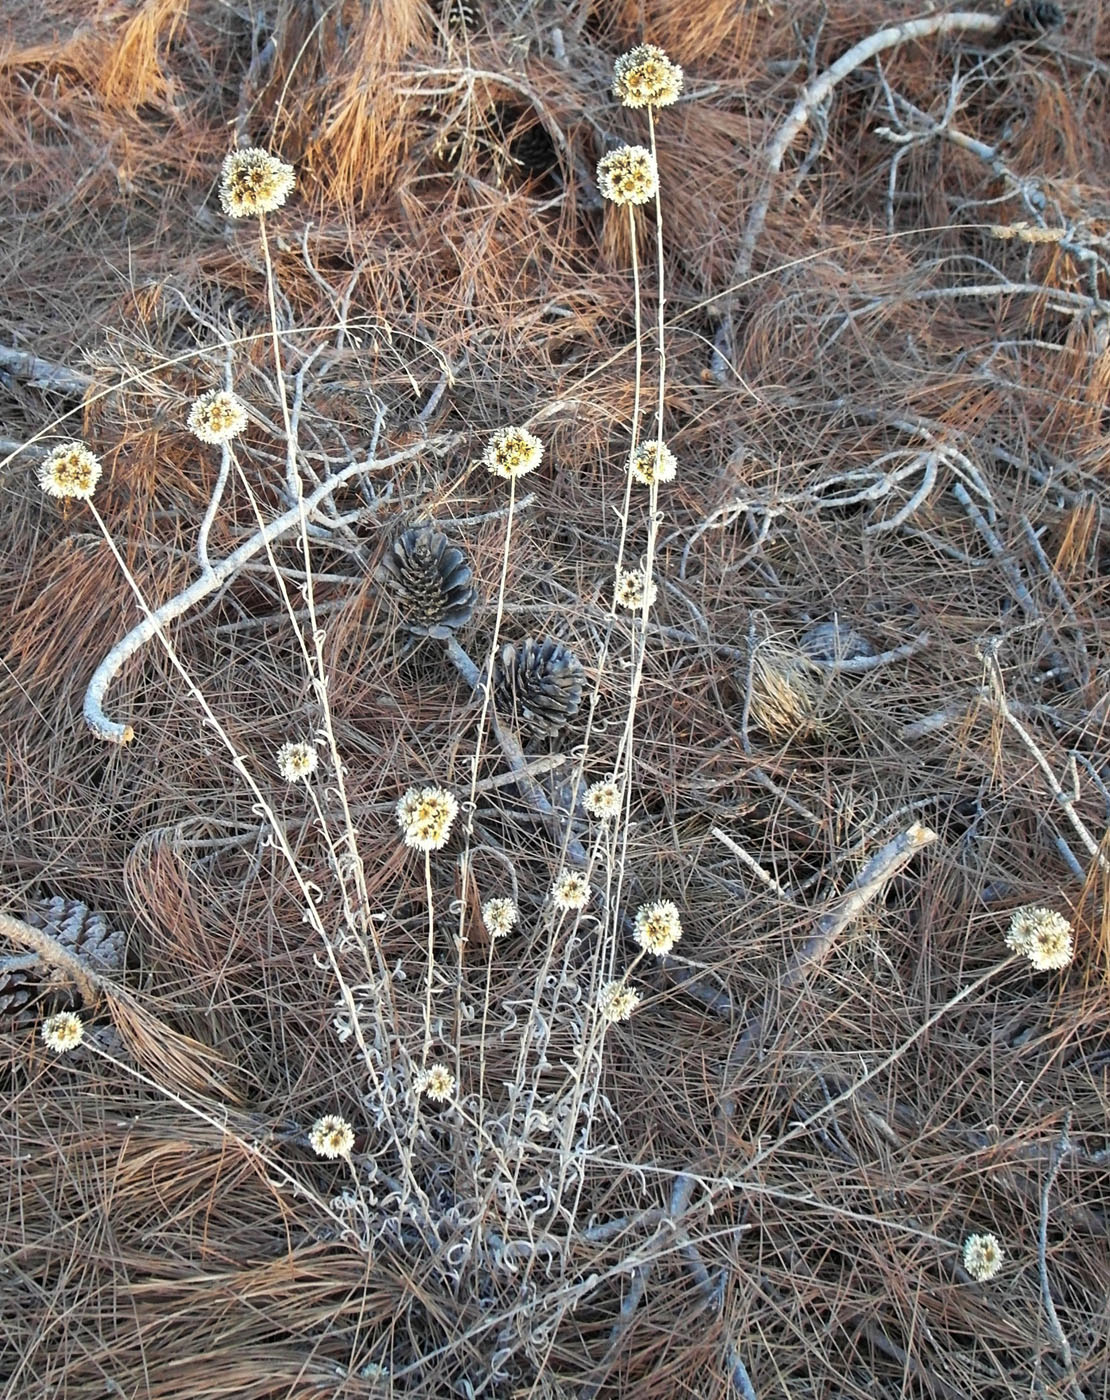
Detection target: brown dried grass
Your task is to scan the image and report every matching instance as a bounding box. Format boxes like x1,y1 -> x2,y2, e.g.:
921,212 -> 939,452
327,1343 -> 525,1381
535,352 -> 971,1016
2,0 -> 1110,1396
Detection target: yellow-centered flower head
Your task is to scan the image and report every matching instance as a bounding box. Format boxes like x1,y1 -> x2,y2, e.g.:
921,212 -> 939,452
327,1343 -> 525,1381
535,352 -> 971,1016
597,145 -> 658,206
39,442 -> 102,501
309,1114 -> 355,1159
482,426 -> 544,480
219,147 -> 296,218
612,44 -> 684,109
41,1011 -> 84,1053
187,389 -> 249,444
633,899 -> 683,956
396,786 -> 459,852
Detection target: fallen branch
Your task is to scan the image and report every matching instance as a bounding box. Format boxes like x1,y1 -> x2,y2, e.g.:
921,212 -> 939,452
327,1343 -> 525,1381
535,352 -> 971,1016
0,342 -> 94,396
82,438 -> 446,743
714,10 -> 1002,376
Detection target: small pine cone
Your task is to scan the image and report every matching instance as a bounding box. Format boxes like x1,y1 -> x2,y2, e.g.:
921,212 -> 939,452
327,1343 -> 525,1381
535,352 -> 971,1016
0,956 -> 45,1029
22,896 -> 126,974
996,0 -> 1064,40
495,638 -> 584,739
376,525 -> 478,639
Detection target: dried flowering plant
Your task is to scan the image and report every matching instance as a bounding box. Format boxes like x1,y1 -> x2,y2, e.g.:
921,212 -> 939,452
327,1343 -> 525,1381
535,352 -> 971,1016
597,145 -> 659,206
613,44 -> 684,109
218,147 -> 295,218
41,1010 -> 85,1053
415,1063 -> 456,1103
633,899 -> 683,956
39,442 -> 102,501
482,897 -> 519,940
583,777 -> 622,821
187,389 -> 249,444
1004,905 -> 1074,970
598,979 -> 642,1023
962,1233 -> 1004,1282
276,740 -> 318,783
308,1115 -> 355,1160
396,786 -> 459,852
552,870 -> 591,912
482,425 -> 544,480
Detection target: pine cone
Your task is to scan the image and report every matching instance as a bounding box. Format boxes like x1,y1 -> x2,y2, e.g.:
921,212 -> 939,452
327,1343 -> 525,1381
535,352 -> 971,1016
495,638 -> 584,739
22,895 -> 126,974
0,955 -> 46,1029
996,0 -> 1064,40
376,525 -> 477,640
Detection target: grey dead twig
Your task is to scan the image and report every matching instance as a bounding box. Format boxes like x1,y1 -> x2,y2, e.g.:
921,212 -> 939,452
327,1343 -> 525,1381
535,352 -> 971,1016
713,9 -> 1002,377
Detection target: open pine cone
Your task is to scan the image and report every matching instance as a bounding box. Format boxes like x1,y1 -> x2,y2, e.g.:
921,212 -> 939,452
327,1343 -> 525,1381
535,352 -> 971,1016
494,638 -> 584,739
376,525 -> 477,639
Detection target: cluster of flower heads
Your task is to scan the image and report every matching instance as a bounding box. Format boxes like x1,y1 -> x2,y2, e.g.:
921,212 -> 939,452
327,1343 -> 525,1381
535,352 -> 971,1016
551,869 -> 591,913
415,1062 -> 456,1103
962,1232 -> 1004,1282
187,389 -> 249,445
615,568 -> 657,611
39,442 -> 102,502
41,1010 -> 84,1053
482,896 -> 519,940
596,146 -> 659,207
598,979 -> 642,1023
633,899 -> 683,956
612,44 -> 684,109
309,1114 -> 355,1160
583,776 -> 622,821
219,147 -> 296,219
396,786 -> 459,852
277,740 -> 318,783
1004,905 -> 1074,970
482,425 -> 544,480
630,439 -> 677,486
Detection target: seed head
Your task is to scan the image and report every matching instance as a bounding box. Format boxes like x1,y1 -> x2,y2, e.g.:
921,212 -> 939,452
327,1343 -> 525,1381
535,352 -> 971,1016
597,145 -> 659,206
482,426 -> 544,480
552,870 -> 591,912
219,147 -> 296,218
633,899 -> 683,956
187,389 -> 249,444
41,1011 -> 84,1053
583,777 -> 622,821
276,740 -> 318,783
630,439 -> 677,486
396,786 -> 459,852
962,1232 -> 1004,1282
482,897 -> 519,940
415,1062 -> 456,1103
615,568 -> 658,610
38,442 -> 102,501
598,979 -> 642,1022
309,1114 -> 355,1159
612,44 -> 684,109
1005,905 -> 1074,970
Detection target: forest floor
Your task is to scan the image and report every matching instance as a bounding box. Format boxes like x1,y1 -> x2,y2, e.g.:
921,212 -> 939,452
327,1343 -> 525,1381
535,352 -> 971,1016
1,2 -> 1108,1396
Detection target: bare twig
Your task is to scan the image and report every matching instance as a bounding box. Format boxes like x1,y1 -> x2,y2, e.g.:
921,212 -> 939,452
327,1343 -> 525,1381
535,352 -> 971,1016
715,10 -> 1001,374
82,438 -> 447,743
1038,1115 -> 1087,1400
0,342 -> 94,396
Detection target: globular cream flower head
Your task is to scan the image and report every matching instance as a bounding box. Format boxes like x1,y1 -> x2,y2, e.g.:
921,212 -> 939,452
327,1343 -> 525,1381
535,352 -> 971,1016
598,979 -> 642,1023
309,1114 -> 355,1160
630,439 -> 677,486
633,899 -> 683,956
597,145 -> 658,206
552,869 -> 591,913
615,568 -> 658,611
1005,905 -> 1074,971
962,1232 -> 1004,1282
583,777 -> 622,821
276,740 -> 318,783
218,147 -> 296,218
415,1062 -> 456,1103
396,786 -> 459,852
38,442 -> 102,501
482,896 -> 519,940
187,389 -> 249,444
41,1011 -> 84,1053
483,426 -> 544,480
612,44 -> 684,109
